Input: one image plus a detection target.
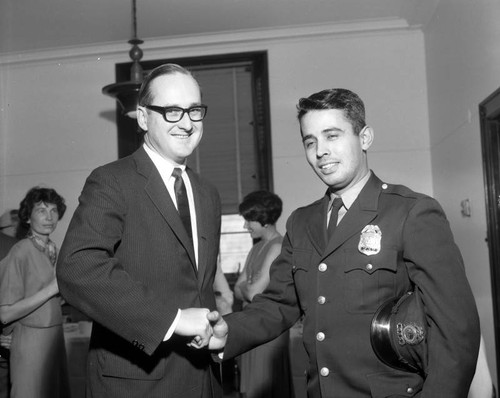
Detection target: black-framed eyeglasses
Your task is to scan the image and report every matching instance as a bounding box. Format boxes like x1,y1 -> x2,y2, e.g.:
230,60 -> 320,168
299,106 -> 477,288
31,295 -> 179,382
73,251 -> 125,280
144,104 -> 208,123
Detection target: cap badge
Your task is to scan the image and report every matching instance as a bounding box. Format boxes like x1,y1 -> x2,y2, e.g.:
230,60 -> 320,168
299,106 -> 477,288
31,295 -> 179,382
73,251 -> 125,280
397,322 -> 425,346
358,225 -> 381,256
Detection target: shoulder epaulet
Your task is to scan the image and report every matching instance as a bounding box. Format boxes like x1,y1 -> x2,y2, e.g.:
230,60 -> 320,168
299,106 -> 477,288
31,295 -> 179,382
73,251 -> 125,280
379,182 -> 426,200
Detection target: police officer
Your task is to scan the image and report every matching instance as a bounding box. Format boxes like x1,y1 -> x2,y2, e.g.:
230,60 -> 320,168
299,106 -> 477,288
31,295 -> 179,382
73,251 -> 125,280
207,88 -> 480,398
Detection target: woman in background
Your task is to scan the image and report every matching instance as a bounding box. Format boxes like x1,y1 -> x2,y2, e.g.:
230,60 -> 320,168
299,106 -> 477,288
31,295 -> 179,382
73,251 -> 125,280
0,187 -> 70,398
234,190 -> 293,398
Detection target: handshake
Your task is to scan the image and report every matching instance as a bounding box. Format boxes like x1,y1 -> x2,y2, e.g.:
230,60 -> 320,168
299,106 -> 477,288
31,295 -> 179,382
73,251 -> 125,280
174,308 -> 228,350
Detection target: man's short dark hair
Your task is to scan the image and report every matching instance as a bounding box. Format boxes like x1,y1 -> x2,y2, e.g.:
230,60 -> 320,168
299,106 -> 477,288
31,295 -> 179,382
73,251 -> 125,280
297,88 -> 366,135
138,63 -> 197,107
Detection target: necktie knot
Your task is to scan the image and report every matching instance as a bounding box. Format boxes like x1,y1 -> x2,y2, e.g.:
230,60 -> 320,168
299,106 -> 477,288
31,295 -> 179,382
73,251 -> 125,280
330,197 -> 343,213
172,167 -> 183,179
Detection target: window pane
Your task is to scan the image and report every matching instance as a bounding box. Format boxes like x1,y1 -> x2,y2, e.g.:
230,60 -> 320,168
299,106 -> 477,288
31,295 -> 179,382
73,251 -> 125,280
188,66 -> 261,214
219,214 -> 252,274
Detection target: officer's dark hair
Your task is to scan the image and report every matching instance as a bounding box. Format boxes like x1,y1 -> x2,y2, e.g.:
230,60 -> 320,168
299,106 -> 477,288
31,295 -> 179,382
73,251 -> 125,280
296,88 -> 366,135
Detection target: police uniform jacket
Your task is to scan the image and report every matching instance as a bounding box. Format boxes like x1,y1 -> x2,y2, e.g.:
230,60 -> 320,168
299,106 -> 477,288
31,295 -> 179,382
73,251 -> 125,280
223,172 -> 480,398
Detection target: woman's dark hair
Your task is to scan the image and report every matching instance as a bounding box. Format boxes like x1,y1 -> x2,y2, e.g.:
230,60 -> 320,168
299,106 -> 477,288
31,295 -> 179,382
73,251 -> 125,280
239,190 -> 283,226
18,187 -> 67,231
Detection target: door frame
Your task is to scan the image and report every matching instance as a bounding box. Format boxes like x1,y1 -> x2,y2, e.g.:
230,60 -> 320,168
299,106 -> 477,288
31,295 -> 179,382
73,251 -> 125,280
479,87 -> 500,386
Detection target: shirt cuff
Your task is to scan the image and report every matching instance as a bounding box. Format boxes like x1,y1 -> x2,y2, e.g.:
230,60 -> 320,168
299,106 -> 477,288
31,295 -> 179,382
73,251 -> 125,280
163,309 -> 181,341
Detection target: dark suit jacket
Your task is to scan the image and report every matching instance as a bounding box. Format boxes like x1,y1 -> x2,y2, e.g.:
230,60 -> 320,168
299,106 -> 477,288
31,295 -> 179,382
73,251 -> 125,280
57,147 -> 222,398
223,173 -> 480,398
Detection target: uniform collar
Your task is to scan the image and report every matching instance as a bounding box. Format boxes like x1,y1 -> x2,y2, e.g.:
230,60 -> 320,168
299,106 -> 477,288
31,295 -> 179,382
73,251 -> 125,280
329,170 -> 372,210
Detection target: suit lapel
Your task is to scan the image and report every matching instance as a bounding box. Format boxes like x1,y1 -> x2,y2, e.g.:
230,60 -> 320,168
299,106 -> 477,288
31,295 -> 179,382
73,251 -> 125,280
323,174 -> 382,259
188,169 -> 210,289
134,148 -> 197,272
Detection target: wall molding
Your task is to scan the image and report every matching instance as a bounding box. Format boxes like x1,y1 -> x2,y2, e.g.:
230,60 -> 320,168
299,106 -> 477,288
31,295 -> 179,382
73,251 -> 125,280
0,18 -> 414,66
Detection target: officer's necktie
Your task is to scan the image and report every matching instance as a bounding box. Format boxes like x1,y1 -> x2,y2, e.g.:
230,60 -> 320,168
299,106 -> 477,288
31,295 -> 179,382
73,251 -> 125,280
327,197 -> 343,239
172,168 -> 192,240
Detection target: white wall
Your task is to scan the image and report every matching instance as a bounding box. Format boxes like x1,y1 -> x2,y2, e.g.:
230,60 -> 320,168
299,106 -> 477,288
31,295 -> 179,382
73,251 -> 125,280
424,0 -> 499,386
268,29 -> 432,230
0,56 -> 120,243
1,21 -> 432,246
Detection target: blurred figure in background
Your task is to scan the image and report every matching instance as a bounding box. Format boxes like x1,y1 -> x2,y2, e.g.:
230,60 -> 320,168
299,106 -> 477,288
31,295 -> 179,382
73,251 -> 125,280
0,210 -> 29,241
0,211 -> 18,239
234,190 -> 293,398
0,187 -> 70,398
0,231 -> 17,398
468,335 -> 496,398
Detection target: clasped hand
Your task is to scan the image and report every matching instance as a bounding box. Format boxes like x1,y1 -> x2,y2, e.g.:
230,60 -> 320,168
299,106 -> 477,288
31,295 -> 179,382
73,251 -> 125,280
175,308 -> 228,350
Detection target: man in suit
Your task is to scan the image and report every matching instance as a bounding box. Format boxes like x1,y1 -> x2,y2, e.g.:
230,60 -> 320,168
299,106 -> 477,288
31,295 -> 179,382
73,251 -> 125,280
0,231 -> 17,398
208,88 -> 480,397
57,64 -> 222,398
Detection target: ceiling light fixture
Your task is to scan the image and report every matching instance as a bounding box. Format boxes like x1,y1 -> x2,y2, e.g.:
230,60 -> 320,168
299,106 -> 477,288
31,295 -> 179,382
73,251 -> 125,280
102,0 -> 144,118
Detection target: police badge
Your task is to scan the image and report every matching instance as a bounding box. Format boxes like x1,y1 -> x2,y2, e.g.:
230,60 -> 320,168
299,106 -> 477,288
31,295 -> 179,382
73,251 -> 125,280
358,225 -> 382,256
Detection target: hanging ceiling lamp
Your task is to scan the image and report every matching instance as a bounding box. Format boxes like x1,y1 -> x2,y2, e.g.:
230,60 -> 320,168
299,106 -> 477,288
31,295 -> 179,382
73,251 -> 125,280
102,0 -> 144,118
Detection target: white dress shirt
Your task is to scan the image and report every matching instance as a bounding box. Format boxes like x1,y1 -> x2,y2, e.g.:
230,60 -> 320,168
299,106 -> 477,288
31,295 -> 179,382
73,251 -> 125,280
143,143 -> 199,341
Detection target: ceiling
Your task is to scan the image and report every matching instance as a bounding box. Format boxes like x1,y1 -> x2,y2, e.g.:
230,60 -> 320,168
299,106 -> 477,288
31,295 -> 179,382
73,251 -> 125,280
0,0 -> 439,56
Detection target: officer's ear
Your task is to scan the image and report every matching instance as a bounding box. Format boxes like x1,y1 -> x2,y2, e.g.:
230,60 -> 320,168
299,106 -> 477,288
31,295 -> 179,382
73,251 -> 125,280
137,106 -> 148,131
359,126 -> 374,151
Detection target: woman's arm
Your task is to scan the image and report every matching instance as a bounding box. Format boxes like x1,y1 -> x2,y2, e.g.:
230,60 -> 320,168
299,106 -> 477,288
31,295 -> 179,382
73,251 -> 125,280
0,278 -> 58,325
233,264 -> 248,303
239,242 -> 281,302
213,262 -> 234,315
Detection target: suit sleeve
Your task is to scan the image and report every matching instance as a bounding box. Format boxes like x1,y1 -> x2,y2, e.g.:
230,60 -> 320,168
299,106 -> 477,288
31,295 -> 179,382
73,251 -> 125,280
56,167 -> 176,355
403,197 -> 480,397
